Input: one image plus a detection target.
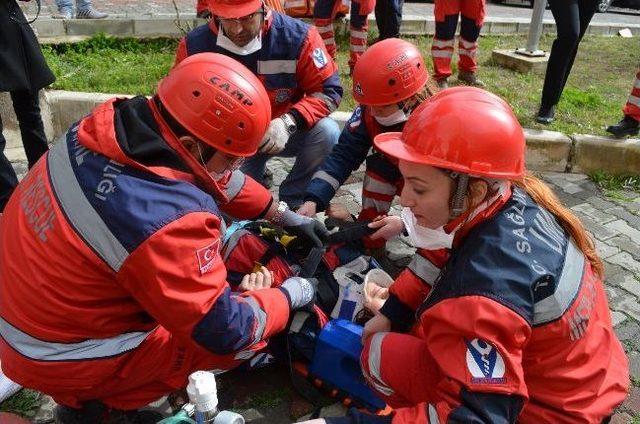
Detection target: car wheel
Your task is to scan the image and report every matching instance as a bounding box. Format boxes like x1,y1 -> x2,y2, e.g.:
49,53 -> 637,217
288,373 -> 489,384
597,0 -> 612,12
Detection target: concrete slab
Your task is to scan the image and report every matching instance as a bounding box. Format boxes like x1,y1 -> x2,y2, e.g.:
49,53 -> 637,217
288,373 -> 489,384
48,90 -> 126,137
65,19 -> 134,36
31,19 -> 65,38
491,48 -> 549,73
572,134 -> 640,176
133,18 -> 191,36
523,128 -> 572,172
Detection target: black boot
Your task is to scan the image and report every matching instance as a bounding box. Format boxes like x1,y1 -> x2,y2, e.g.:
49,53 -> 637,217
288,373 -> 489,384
54,402 -> 163,424
536,104 -> 556,125
458,71 -> 485,87
606,115 -> 639,138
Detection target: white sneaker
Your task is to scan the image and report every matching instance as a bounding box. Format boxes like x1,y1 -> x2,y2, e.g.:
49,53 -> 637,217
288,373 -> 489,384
76,7 -> 108,19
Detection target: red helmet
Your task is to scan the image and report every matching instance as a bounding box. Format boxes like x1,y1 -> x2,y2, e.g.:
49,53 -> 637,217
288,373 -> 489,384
352,38 -> 428,106
157,52 -> 271,157
374,87 -> 526,179
208,0 -> 262,18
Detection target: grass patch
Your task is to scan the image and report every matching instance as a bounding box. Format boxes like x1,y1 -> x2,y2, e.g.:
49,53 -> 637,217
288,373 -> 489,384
234,386 -> 290,410
589,171 -> 640,201
42,32 -> 639,137
0,389 -> 42,418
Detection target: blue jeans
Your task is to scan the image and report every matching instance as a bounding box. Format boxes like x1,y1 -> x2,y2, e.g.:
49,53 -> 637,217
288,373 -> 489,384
241,117 -> 340,209
55,0 -> 91,12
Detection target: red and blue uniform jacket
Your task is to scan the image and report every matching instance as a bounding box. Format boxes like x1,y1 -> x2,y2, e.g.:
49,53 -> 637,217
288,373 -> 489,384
174,11 -> 343,130
304,105 -> 403,211
335,187 -> 629,423
0,96 -> 291,392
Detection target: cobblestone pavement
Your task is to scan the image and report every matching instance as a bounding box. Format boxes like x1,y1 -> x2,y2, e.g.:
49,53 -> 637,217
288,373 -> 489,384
5,156 -> 640,422
17,0 -> 640,23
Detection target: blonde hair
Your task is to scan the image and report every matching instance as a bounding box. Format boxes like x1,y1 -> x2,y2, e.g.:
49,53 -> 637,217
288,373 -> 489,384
513,173 -> 603,278
451,173 -> 603,278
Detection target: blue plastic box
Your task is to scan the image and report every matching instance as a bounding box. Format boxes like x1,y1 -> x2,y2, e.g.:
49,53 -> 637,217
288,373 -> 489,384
309,319 -> 386,411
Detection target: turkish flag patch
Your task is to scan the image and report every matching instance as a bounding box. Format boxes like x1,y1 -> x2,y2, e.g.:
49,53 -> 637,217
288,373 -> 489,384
196,240 -> 220,275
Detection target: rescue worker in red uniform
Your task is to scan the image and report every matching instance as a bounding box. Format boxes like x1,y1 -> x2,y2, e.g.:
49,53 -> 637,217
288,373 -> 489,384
196,0 -> 211,18
313,0 -> 374,73
305,87 -> 630,423
0,53 -> 326,424
431,0 -> 486,88
606,68 -> 640,138
175,0 -> 343,209
298,38 -> 437,251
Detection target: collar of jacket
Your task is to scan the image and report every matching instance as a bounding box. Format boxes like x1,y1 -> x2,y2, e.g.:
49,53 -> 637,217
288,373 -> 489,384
76,97 -> 196,186
447,183 -> 513,249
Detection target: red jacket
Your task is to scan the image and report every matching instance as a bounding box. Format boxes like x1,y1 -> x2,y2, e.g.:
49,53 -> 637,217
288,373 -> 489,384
0,97 -> 289,394
358,186 -> 629,423
174,11 -> 343,128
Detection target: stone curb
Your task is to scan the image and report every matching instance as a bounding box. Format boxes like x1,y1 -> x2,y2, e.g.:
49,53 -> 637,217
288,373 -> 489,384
31,15 -> 640,43
2,90 -> 639,175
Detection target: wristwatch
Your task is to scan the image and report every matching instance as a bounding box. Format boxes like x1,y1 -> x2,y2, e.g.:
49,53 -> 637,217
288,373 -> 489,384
272,200 -> 290,225
281,113 -> 298,135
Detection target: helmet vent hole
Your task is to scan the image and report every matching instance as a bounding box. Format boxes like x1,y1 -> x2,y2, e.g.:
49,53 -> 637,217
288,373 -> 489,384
225,139 -> 232,145
388,78 -> 396,86
238,122 -> 245,129
193,90 -> 201,97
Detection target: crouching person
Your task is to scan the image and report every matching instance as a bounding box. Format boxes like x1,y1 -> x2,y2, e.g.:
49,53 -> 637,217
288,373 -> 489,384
0,53 -> 323,424
303,88 -> 629,423
298,38 -> 437,251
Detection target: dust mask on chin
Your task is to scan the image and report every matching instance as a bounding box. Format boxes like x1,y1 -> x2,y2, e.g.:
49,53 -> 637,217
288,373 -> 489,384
216,28 -> 262,56
400,207 -> 455,250
373,108 -> 409,127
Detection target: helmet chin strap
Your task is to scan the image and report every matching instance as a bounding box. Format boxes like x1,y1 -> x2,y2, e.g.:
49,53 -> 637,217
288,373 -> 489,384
195,141 -> 216,167
449,172 -> 469,218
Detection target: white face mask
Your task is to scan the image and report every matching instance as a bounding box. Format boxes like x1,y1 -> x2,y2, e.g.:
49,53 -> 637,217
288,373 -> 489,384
216,28 -> 262,56
373,108 -> 408,127
400,207 -> 454,250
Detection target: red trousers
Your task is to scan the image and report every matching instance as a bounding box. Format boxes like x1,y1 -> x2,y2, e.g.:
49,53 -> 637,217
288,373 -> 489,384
431,0 -> 486,80
623,69 -> 640,121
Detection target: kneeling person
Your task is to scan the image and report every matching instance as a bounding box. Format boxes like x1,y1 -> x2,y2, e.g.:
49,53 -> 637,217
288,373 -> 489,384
175,0 -> 343,209
0,53 -> 321,423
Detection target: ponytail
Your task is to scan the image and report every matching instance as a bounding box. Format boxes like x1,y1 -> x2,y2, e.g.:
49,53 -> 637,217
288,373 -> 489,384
513,173 -> 604,278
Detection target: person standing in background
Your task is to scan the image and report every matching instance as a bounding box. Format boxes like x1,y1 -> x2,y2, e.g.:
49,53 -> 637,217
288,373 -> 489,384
52,0 -> 107,19
606,68 -> 640,138
536,0 -> 598,124
313,0 -> 374,74
0,0 -> 55,212
431,0 -> 486,89
375,0 -> 404,41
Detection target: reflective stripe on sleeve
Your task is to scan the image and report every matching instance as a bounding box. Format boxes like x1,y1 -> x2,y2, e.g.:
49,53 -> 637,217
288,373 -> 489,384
408,254 -> 441,286
365,332 -> 394,396
312,170 -> 340,191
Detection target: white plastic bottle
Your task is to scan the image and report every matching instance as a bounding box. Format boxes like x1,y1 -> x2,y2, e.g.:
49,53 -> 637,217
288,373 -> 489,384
186,371 -> 245,424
